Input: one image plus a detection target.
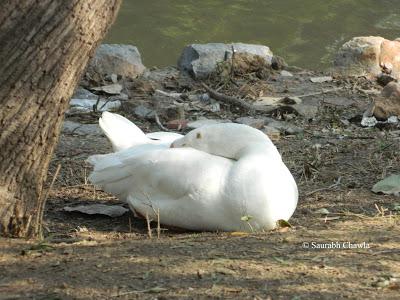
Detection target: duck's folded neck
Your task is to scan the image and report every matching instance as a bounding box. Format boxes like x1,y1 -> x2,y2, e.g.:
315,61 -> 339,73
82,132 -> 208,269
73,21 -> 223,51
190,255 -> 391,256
212,141 -> 281,162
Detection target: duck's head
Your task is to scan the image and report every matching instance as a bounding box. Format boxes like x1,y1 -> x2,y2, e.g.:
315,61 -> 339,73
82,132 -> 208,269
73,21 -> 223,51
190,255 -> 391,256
171,123 -> 280,160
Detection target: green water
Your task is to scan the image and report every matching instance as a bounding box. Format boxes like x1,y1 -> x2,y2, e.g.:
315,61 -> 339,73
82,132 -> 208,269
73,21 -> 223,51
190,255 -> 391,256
105,0 -> 399,69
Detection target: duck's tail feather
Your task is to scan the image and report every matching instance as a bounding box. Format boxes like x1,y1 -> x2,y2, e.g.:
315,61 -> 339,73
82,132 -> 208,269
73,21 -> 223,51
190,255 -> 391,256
87,152 -> 132,200
99,112 -> 148,152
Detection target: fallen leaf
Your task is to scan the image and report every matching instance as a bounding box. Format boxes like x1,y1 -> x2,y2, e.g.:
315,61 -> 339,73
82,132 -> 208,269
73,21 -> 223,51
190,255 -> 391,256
254,96 -> 282,106
63,204 -> 128,217
90,83 -> 123,95
318,216 -> 341,221
315,208 -> 330,215
276,219 -> 292,228
310,76 -> 333,83
372,175 -> 400,196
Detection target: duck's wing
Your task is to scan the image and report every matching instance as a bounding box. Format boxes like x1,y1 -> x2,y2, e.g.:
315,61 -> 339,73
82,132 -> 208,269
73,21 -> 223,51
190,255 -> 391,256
88,147 -> 233,227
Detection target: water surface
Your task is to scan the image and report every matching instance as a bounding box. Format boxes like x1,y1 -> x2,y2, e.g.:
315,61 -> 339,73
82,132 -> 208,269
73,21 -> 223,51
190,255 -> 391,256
106,0 -> 399,69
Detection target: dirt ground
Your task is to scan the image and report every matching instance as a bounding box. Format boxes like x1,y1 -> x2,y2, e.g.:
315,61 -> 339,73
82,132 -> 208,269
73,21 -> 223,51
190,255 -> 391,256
1,68 -> 400,299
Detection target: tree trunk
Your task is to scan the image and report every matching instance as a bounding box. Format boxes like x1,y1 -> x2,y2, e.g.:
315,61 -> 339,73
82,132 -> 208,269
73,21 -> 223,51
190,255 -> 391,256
0,0 -> 122,237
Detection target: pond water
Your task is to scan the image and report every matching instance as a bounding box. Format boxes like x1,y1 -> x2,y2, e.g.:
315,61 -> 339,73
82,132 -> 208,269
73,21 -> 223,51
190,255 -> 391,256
105,0 -> 399,70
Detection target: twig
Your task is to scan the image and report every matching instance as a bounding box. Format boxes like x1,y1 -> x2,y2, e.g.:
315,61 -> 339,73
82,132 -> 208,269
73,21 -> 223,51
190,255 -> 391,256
296,88 -> 343,98
371,249 -> 400,256
154,112 -> 171,132
202,83 -> 343,113
201,83 -> 258,112
305,177 -> 342,196
36,164 -> 61,239
145,212 -> 152,239
157,208 -> 161,239
93,95 -> 101,113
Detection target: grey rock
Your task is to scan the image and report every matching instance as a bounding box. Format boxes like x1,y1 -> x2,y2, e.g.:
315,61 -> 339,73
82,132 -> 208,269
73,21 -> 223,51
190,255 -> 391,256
178,43 -> 273,79
209,100 -> 220,112
361,116 -> 378,127
63,121 -> 103,136
134,105 -> 155,119
87,44 -> 146,78
235,117 -> 266,129
72,87 -> 98,100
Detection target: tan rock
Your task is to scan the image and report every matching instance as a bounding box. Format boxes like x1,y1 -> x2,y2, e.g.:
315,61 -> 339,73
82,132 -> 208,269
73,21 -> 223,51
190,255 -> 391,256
334,36 -> 400,80
380,39 -> 400,78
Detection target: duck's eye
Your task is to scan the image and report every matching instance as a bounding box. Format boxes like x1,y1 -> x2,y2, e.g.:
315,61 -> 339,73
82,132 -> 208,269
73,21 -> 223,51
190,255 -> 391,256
196,132 -> 202,139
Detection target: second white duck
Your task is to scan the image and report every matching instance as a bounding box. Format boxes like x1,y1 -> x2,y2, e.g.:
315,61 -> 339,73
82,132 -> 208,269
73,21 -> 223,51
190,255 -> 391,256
88,112 -> 298,232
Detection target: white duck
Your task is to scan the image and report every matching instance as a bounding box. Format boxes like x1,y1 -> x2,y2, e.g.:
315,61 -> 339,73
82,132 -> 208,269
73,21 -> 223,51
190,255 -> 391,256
88,112 -> 298,232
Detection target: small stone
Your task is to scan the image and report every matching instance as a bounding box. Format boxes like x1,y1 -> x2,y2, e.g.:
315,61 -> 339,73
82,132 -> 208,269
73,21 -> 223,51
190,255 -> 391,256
315,208 -> 330,215
111,73 -> 118,83
280,70 -> 293,77
376,280 -> 390,288
209,101 -> 220,112
200,93 -> 210,102
310,76 -> 333,83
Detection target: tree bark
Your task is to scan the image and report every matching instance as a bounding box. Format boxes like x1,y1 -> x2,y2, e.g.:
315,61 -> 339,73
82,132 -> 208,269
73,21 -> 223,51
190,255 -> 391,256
0,0 -> 122,237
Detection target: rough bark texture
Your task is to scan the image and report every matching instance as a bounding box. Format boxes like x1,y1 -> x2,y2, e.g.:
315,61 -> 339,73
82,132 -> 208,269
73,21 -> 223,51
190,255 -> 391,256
0,0 -> 122,237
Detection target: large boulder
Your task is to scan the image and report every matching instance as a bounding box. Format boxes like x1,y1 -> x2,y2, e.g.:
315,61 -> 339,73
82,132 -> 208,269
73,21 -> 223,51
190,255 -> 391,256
178,43 -> 274,79
334,36 -> 400,79
87,44 -> 146,78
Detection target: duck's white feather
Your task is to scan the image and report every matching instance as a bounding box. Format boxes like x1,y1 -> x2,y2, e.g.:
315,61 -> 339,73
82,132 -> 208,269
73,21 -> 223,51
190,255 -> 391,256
88,112 -> 298,231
